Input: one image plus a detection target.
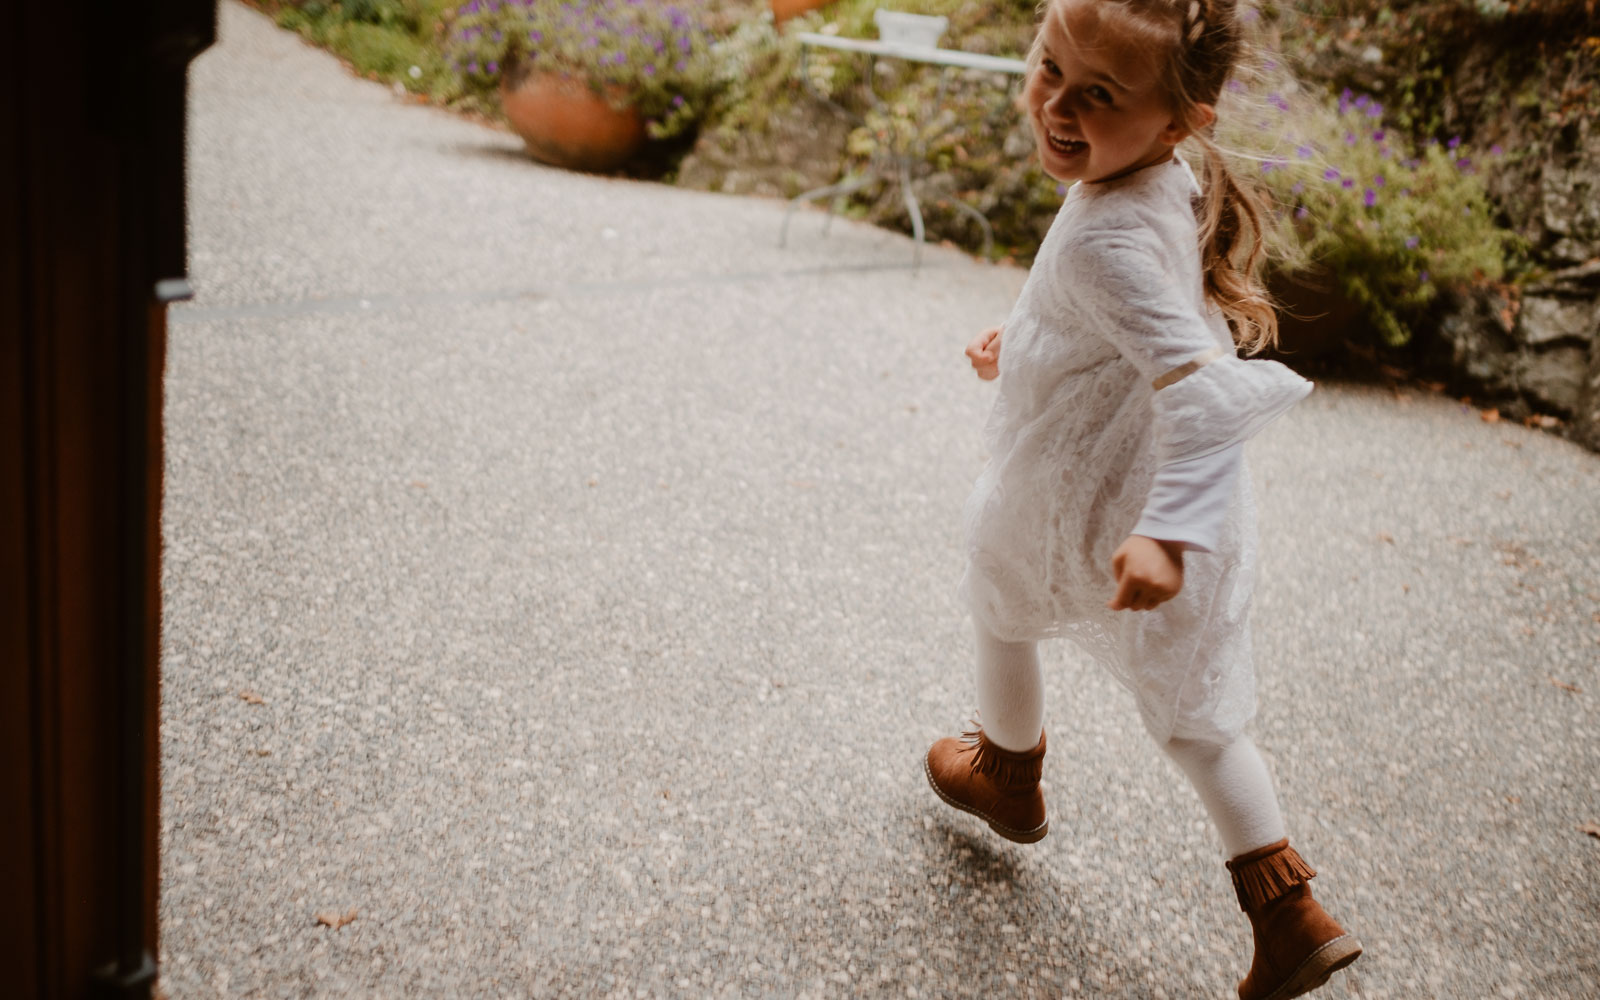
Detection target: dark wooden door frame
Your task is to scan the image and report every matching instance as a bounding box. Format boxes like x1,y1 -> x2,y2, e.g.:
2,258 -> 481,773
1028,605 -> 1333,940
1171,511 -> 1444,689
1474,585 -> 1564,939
3,3 -> 214,997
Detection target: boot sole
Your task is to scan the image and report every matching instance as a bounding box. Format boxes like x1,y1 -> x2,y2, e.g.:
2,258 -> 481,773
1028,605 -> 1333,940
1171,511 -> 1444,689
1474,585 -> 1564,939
922,753 -> 1049,844
1253,933 -> 1363,1000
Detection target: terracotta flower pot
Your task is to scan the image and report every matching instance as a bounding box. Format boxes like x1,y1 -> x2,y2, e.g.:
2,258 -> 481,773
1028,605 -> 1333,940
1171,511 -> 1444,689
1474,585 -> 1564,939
770,0 -> 831,24
498,68 -> 645,173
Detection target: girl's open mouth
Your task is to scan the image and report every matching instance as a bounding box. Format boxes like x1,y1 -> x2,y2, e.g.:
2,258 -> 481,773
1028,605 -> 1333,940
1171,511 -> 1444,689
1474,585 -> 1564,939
1046,130 -> 1087,155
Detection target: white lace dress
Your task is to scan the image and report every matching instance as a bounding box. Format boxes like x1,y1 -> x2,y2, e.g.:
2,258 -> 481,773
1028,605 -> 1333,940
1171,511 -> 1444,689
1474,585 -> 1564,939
958,156 -> 1312,744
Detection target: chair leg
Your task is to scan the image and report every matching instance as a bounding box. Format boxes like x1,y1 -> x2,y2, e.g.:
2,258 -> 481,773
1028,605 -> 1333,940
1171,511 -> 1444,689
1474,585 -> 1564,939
899,156 -> 925,271
780,172 -> 876,247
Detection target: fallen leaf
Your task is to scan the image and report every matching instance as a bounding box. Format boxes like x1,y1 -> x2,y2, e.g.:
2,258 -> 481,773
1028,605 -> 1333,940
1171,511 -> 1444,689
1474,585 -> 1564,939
254,749 -> 271,757
316,908 -> 359,930
1480,408 -> 1500,423
1377,532 -> 1395,545
1495,490 -> 1512,501
239,690 -> 265,705
1581,823 -> 1600,840
1402,584 -> 1411,594
1549,676 -> 1581,694
1505,796 -> 1521,805
409,481 -> 428,489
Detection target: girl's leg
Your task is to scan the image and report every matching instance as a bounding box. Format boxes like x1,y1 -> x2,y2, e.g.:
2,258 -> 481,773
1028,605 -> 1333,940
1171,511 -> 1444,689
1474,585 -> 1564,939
1166,733 -> 1364,998
923,621 -> 1049,843
1160,734 -> 1286,857
974,623 -> 1044,751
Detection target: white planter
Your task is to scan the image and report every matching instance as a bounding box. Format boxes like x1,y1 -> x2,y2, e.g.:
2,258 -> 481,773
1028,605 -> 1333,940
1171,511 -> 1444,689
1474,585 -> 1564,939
874,11 -> 947,49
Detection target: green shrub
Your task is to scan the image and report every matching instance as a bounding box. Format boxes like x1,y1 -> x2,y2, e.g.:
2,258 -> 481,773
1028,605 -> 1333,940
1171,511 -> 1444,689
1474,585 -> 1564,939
1222,81 -> 1517,345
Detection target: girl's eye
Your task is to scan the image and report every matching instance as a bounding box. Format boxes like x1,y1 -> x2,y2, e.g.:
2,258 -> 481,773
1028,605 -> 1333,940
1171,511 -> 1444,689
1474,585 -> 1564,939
1042,58 -> 1061,77
1087,85 -> 1113,104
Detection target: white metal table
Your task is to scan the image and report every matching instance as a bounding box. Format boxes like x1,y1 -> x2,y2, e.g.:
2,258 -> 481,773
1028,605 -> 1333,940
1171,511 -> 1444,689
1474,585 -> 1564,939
779,32 -> 1028,268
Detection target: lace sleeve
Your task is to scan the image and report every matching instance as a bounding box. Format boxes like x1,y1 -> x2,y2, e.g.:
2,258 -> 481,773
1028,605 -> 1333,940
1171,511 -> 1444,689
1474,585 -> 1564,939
1061,232 -> 1312,465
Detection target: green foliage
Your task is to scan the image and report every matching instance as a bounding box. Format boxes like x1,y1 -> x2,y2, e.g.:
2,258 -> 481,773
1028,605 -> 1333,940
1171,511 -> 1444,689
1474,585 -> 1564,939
269,1 -> 473,105
838,70 -> 1059,259
1233,89 -> 1515,344
443,0 -> 721,139
696,16 -> 793,137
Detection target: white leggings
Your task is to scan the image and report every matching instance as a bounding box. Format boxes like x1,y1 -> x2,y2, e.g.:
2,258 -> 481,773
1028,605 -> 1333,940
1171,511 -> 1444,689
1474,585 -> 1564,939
975,623 -> 1286,857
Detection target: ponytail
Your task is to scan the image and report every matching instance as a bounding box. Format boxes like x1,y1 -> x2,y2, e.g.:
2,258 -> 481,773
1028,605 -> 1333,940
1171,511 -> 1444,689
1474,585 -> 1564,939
1173,0 -> 1279,354
1192,129 -> 1279,355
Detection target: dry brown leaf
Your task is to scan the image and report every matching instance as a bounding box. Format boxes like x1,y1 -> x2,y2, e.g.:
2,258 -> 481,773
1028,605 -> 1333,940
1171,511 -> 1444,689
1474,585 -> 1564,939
239,690 -> 265,705
1580,823 -> 1600,840
1377,532 -> 1395,545
1480,408 -> 1500,423
316,908 -> 359,930
1549,676 -> 1582,694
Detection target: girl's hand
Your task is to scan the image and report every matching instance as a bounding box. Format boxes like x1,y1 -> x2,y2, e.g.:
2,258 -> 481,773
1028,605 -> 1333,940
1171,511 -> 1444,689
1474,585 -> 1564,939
1107,535 -> 1184,611
966,326 -> 1003,380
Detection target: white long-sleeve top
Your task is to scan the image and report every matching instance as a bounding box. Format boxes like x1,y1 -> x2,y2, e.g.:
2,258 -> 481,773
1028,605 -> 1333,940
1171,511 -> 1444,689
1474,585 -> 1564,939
1133,442 -> 1243,553
957,155 -> 1311,743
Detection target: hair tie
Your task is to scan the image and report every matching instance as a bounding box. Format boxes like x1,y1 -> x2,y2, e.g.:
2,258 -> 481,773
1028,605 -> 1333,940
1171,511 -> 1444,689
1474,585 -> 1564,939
1185,0 -> 1206,44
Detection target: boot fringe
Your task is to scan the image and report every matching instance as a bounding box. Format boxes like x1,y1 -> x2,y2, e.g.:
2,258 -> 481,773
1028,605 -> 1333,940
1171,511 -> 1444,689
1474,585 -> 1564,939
959,727 -> 1045,786
1226,840 -> 1317,913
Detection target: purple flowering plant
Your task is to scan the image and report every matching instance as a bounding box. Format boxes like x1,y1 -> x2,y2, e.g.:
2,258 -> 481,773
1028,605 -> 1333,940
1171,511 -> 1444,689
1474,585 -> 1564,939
444,0 -> 717,139
1222,83 -> 1515,346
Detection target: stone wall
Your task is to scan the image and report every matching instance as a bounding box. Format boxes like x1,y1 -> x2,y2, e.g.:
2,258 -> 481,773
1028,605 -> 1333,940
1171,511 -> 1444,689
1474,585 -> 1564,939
1406,18 -> 1600,449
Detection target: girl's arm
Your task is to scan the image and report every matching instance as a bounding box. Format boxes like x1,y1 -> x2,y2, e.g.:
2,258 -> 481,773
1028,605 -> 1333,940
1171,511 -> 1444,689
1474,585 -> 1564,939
1107,442 -> 1242,611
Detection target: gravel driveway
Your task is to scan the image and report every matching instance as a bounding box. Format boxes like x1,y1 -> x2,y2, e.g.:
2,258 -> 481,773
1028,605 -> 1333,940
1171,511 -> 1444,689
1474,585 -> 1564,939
158,4 -> 1600,997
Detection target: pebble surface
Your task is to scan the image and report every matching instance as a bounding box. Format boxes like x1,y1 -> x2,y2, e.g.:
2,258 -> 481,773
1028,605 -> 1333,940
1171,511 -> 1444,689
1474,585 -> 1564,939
159,4 -> 1600,997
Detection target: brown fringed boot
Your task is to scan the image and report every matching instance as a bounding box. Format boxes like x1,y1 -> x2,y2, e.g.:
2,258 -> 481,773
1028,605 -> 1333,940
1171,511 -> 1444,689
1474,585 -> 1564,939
1226,839 -> 1363,1000
923,727 -> 1048,843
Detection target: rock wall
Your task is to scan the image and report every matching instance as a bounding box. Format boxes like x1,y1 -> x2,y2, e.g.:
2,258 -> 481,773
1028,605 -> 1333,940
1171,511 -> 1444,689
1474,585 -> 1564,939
1413,19 -> 1600,449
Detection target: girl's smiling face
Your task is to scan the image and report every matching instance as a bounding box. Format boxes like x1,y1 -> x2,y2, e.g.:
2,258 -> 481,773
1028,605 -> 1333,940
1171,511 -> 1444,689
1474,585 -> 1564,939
1025,0 -> 1202,184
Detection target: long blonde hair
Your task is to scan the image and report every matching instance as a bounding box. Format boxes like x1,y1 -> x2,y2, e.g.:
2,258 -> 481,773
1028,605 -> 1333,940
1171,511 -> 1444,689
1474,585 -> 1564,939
1031,0 -> 1279,354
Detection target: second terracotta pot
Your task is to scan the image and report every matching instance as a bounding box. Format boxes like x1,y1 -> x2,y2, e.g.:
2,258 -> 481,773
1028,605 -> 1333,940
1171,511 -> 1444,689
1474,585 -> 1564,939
771,0 -> 832,24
